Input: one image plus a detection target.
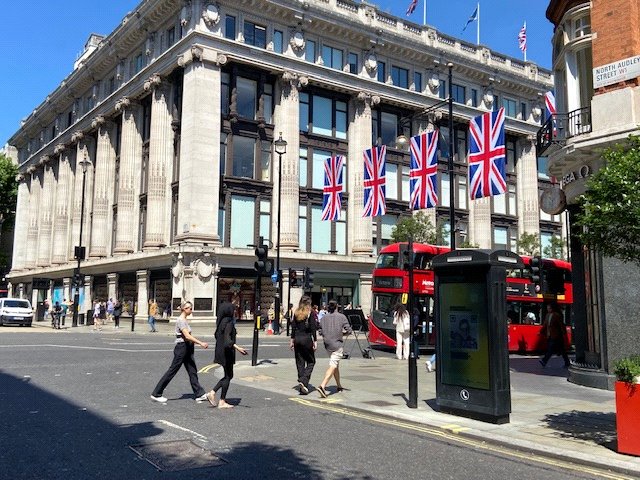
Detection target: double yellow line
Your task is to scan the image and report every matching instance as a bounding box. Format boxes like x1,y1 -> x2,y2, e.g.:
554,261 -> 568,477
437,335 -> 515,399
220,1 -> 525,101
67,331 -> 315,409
289,397 -> 634,480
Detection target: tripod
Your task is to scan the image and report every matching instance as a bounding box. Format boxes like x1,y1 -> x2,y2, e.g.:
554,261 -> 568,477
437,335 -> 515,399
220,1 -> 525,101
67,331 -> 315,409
342,309 -> 374,359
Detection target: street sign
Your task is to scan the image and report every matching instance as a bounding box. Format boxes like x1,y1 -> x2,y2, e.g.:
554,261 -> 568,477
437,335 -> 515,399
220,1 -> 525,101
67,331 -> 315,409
271,272 -> 278,283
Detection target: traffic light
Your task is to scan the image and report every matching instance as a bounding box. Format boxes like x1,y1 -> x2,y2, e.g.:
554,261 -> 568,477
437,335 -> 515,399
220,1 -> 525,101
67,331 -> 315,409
254,238 -> 274,276
398,243 -> 410,270
530,256 -> 542,291
303,267 -> 314,290
546,269 -> 565,295
72,272 -> 83,288
289,268 -> 298,287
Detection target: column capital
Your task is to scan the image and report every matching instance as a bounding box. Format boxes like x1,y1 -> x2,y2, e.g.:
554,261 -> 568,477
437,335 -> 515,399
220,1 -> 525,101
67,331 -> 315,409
143,74 -> 163,92
282,71 -> 309,90
91,115 -> 106,130
115,96 -> 140,112
38,155 -> 51,166
54,143 -> 66,155
15,173 -> 25,182
26,165 -> 36,174
177,45 -> 227,67
71,130 -> 84,144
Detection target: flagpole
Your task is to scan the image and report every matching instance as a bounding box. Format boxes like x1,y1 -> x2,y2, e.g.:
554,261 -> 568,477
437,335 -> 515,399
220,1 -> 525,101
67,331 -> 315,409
477,2 -> 480,45
423,0 -> 427,25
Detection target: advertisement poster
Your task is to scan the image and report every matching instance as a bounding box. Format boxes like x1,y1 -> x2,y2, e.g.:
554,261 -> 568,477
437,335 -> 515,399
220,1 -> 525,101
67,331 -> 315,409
439,282 -> 490,390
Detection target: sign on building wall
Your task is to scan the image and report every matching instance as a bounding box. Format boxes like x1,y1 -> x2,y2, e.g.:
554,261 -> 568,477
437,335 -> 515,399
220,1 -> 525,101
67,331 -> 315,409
593,54 -> 640,89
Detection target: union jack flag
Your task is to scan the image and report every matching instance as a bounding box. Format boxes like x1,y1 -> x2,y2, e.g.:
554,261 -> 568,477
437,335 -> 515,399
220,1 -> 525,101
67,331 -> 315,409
518,22 -> 527,52
321,155 -> 344,221
363,146 -> 386,218
544,91 -> 556,119
406,0 -> 418,16
468,108 -> 507,200
409,131 -> 439,210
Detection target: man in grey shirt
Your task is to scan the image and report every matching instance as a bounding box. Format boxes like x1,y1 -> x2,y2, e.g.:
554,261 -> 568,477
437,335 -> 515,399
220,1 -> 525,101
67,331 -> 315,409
316,300 -> 352,398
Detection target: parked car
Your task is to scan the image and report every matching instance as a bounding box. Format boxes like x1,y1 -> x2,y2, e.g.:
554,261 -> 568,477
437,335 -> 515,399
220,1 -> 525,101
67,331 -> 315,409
0,298 -> 34,327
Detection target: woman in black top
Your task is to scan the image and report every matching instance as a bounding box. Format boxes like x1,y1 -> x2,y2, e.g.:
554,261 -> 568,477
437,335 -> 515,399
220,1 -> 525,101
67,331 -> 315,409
289,295 -> 318,395
207,302 -> 247,409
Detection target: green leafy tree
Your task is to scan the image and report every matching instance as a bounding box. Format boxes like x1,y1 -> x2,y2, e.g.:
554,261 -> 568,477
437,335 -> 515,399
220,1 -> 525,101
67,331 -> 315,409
0,153 -> 18,224
516,232 -> 540,256
391,211 -> 438,244
577,136 -> 640,263
542,235 -> 565,259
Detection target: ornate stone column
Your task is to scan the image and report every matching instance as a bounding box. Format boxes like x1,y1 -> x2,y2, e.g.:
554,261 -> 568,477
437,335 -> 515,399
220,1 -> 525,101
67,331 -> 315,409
143,74 -> 173,249
82,275 -> 93,321
12,173 -> 29,270
63,277 -> 72,303
175,50 -> 224,244
114,97 -> 142,254
25,166 -> 41,269
348,92 -> 379,255
52,144 -> 73,264
136,269 -> 150,318
469,197 -> 492,248
69,133 -> 95,261
516,137 -> 541,236
273,71 -> 306,250
359,273 -> 373,316
89,117 -> 117,258
107,273 -> 118,302
37,156 -> 55,267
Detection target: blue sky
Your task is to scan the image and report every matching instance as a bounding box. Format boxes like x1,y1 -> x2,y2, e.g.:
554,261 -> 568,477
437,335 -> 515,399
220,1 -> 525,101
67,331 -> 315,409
0,0 -> 553,146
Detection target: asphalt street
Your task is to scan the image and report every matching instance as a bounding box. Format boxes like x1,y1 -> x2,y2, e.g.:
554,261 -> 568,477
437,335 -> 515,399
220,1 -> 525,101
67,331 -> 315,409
0,330 -> 618,480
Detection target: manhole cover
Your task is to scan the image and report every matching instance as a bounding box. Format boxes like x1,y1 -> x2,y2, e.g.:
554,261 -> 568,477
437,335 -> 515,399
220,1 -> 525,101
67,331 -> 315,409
129,440 -> 226,471
362,400 -> 399,407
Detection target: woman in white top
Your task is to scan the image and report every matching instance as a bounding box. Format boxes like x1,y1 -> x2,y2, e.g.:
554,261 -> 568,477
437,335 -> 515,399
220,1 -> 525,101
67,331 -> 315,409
393,304 -> 410,360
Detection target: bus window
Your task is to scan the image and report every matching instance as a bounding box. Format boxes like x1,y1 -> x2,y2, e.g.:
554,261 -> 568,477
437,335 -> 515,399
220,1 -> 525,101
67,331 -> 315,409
376,253 -> 398,269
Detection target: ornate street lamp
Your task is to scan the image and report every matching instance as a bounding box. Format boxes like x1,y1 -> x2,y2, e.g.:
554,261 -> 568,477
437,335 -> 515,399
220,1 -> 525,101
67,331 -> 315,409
273,133 -> 287,333
72,152 -> 90,328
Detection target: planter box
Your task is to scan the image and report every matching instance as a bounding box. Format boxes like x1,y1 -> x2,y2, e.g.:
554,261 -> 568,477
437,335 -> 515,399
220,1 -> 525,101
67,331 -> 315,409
615,380 -> 640,456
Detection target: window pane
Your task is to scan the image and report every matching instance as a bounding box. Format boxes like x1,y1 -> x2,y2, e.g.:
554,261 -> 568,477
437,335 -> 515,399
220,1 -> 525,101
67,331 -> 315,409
311,206 -> 332,253
299,217 -> 307,252
221,73 -> 230,115
218,208 -> 225,243
220,132 -> 227,175
380,112 -> 397,147
508,185 -> 517,215
232,136 -> 255,178
493,226 -> 508,248
259,200 -> 270,240
452,84 -> 465,103
414,72 -> 422,92
401,166 -> 410,200
441,172 -> 450,207
493,193 -> 506,214
273,30 -> 283,54
471,89 -> 478,107
348,53 -> 358,74
386,163 -> 398,199
299,92 -> 309,132
299,147 -> 308,186
312,96 -> 333,136
336,214 -> 346,255
537,156 -> 549,179
392,66 -> 408,88
225,15 -> 236,40
322,45 -> 332,67
457,176 -> 467,210
305,40 -> 316,62
503,98 -> 517,117
333,49 -> 343,71
336,101 -> 347,140
230,195 -> 255,248
381,215 -> 396,239
237,77 -> 257,119
377,61 -> 386,82
260,141 -> 271,181
312,149 -> 331,189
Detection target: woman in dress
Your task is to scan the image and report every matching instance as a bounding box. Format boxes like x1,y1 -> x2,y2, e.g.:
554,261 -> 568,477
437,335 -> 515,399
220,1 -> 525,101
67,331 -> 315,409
207,302 -> 248,409
289,295 -> 318,394
150,301 -> 209,403
393,303 -> 410,360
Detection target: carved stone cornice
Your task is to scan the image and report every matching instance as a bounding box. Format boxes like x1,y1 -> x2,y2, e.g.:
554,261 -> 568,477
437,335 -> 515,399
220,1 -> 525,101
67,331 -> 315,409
71,131 -> 84,144
143,74 -> 162,92
281,71 -> 309,90
356,91 -> 381,106
54,144 -> 66,155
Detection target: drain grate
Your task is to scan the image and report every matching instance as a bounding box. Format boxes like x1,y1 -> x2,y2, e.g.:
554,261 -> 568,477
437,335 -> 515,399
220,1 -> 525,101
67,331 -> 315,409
362,400 -> 400,407
129,439 -> 226,471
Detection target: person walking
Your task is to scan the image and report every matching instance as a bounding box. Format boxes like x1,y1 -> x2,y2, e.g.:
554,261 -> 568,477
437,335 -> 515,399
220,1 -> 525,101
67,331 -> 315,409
148,299 -> 159,332
151,301 -> 209,403
289,295 -> 318,395
316,300 -> 352,398
93,301 -> 101,331
206,302 -> 248,409
113,299 -> 123,329
52,301 -> 62,329
393,303 -> 410,360
539,302 -> 571,368
60,299 -> 69,327
106,298 -> 114,324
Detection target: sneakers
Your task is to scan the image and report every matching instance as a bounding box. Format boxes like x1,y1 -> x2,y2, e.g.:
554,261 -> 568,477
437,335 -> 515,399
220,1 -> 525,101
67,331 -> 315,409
298,382 -> 309,395
195,393 -> 209,403
426,360 -> 433,373
317,385 -> 328,398
150,395 -> 168,403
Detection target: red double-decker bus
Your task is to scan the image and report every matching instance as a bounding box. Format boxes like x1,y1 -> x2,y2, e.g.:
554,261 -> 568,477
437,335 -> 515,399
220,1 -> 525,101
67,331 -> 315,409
368,242 -> 572,353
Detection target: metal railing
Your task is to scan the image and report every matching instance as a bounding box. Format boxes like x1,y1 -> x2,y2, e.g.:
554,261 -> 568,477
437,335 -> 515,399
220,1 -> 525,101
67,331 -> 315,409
536,106 -> 592,156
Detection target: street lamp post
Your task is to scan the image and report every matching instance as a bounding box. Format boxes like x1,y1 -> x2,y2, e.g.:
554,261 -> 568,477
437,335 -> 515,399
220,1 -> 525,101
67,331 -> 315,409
72,153 -> 90,328
447,62 -> 456,250
273,133 -> 287,334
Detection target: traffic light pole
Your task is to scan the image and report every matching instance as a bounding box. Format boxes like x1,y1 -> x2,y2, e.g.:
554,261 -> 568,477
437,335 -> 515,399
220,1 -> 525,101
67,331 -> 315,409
252,273 -> 261,367
407,237 -> 418,408
72,160 -> 88,328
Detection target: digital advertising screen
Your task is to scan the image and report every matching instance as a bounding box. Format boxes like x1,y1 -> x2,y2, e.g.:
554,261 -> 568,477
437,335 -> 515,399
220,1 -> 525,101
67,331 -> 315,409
439,281 -> 490,390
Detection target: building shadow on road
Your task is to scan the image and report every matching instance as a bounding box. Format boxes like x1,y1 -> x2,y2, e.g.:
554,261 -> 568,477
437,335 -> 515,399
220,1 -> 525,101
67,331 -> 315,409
540,410 -> 617,451
508,355 -> 571,377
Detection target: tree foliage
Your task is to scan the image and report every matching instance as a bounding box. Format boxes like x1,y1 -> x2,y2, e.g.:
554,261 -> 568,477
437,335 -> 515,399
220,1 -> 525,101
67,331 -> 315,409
516,232 -> 540,256
391,211 -> 439,244
543,235 -> 565,259
0,153 -> 18,223
576,136 -> 640,264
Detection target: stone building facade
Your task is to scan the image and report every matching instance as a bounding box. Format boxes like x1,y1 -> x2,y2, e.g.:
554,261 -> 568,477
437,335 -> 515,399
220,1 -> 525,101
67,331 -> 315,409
7,0 -> 554,321
541,0 -> 640,389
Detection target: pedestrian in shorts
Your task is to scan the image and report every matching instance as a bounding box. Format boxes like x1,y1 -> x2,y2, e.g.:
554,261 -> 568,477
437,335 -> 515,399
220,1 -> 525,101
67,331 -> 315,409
316,300 -> 352,398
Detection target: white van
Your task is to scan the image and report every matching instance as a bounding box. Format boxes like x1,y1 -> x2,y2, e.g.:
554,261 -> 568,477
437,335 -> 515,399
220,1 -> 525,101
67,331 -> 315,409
0,298 -> 34,327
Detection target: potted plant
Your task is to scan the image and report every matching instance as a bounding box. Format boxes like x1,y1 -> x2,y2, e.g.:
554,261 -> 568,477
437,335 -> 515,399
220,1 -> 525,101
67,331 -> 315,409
614,355 -> 640,456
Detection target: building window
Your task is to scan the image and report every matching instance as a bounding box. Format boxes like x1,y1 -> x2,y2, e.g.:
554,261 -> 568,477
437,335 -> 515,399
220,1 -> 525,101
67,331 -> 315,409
471,88 -> 478,107
348,52 -> 358,74
232,136 -> 256,179
237,77 -> 257,119
506,138 -> 516,174
386,163 -> 398,199
441,172 -> 450,208
391,66 -> 409,89
299,204 -> 308,252
273,30 -> 283,54
537,156 -> 549,179
521,102 -> 527,120
414,72 -> 422,92
167,27 -> 175,47
220,133 -> 227,175
503,98 -> 517,117
135,54 -> 145,74
308,149 -> 347,190
401,166 -> 410,200
493,184 -> 517,216
259,199 -> 271,241
457,175 -> 468,210
439,80 -> 446,99
305,40 -> 316,62
493,94 -> 500,111
372,214 -> 398,255
299,147 -> 308,186
573,14 -> 591,39
299,92 -> 348,139
452,84 -> 466,104
372,110 -> 406,147
221,72 -> 230,115
225,15 -> 236,40
455,127 -> 467,164
308,206 -> 347,254
230,195 -> 256,248
322,45 -> 343,70
244,21 -> 266,48
221,71 -> 274,124
263,83 -> 273,124
493,226 -> 508,249
377,61 -> 386,83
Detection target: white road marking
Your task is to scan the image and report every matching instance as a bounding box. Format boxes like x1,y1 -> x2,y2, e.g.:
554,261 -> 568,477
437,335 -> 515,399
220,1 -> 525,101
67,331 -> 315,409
0,344 -> 171,353
158,420 -> 207,441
